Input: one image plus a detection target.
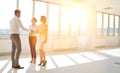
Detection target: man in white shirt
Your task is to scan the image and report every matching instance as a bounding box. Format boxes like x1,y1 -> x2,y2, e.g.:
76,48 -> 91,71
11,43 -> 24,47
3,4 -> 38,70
10,10 -> 29,69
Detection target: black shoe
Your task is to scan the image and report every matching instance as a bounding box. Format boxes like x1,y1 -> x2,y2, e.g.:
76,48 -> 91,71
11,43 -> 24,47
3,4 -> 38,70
12,66 -> 15,68
15,65 -> 24,69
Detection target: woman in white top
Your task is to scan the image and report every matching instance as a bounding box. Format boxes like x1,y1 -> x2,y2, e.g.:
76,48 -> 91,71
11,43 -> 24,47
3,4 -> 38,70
38,16 -> 48,66
29,18 -> 38,64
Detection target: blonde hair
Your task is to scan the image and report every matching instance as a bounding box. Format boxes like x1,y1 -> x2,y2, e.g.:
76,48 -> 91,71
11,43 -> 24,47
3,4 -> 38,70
32,17 -> 37,22
40,16 -> 47,24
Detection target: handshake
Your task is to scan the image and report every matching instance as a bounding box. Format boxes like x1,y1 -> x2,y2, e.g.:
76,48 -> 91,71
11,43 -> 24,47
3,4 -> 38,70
31,30 -> 35,33
30,29 -> 38,34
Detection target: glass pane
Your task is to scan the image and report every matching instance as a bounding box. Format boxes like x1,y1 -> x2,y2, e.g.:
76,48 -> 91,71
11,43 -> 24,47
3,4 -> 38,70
109,15 -> 114,36
48,4 -> 59,35
60,6 -> 71,35
19,0 -> 32,34
80,10 -> 87,36
0,0 -> 16,34
71,8 -> 81,35
103,14 -> 108,36
97,12 -> 102,36
35,2 -> 47,24
115,16 -> 119,36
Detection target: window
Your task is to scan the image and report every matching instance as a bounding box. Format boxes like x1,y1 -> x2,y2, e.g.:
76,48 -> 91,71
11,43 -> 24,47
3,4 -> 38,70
109,15 -> 114,36
0,0 -> 16,34
71,8 -> 81,35
115,16 -> 119,36
97,12 -> 102,36
19,0 -> 33,34
48,4 -> 59,35
103,14 -> 108,36
35,1 -> 47,24
60,6 -> 71,35
80,10 -> 87,36
97,12 -> 120,36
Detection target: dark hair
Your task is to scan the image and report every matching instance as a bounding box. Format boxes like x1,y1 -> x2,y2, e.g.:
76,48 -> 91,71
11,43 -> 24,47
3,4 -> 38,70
14,10 -> 21,15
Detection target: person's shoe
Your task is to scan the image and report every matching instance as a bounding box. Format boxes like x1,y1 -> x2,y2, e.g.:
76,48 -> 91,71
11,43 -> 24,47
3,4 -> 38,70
14,65 -> 24,69
12,66 -> 15,68
32,58 -> 36,64
30,61 -> 32,63
42,60 -> 47,66
30,59 -> 33,63
38,61 -> 43,66
38,60 -> 47,66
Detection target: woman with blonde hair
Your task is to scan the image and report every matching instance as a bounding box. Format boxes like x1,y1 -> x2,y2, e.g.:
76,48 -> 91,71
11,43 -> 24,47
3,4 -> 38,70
38,16 -> 48,66
29,17 -> 38,64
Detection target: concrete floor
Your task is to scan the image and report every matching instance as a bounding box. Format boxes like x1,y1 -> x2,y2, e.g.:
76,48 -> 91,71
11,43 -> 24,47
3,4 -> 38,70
0,48 -> 120,73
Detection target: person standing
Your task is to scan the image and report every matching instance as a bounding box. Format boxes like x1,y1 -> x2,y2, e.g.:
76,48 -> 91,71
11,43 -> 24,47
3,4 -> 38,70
10,10 -> 29,69
29,18 -> 38,64
38,16 -> 48,66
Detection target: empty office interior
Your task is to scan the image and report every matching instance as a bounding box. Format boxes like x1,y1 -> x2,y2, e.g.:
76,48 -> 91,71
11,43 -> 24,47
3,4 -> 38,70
0,0 -> 120,73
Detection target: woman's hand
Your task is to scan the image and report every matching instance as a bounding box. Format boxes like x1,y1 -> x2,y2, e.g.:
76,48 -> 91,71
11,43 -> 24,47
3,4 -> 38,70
31,30 -> 35,33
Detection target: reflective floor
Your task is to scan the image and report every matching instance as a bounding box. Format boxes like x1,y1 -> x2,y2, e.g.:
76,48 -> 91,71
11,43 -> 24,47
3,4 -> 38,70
0,48 -> 120,73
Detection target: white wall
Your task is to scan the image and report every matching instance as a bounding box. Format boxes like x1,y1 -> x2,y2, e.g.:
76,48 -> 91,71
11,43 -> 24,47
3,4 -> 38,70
0,35 -> 11,53
0,35 -> 120,54
95,36 -> 120,47
0,35 -> 78,53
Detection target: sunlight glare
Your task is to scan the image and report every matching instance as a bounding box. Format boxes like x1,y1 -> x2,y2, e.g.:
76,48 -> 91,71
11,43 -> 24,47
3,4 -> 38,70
80,11 -> 87,32
45,56 -> 56,70
80,52 -> 108,61
71,8 -> 81,35
67,53 -> 92,64
0,60 -> 9,70
99,50 -> 120,57
109,49 -> 120,54
51,55 -> 76,67
71,8 -> 87,35
2,61 -> 11,73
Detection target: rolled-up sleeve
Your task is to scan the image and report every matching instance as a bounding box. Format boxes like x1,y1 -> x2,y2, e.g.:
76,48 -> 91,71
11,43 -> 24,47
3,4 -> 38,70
17,19 -> 29,31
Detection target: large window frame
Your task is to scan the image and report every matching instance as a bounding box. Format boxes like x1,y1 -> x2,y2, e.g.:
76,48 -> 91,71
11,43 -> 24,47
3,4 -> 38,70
97,12 -> 102,36
1,1 -> 115,37
0,0 -> 16,34
0,0 -> 85,36
96,12 -> 120,36
19,0 -> 33,34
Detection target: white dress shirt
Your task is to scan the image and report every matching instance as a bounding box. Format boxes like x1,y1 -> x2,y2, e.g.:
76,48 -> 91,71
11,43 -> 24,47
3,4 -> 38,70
10,16 -> 29,34
29,24 -> 38,36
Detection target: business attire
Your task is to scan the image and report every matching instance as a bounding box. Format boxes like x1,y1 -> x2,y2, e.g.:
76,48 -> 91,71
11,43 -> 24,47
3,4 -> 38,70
38,24 -> 48,66
39,24 -> 48,44
10,16 -> 28,68
29,24 -> 38,63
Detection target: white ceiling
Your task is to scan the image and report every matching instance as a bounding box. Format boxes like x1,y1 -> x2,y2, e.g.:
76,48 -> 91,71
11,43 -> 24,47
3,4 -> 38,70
37,0 -> 120,15
83,0 -> 120,15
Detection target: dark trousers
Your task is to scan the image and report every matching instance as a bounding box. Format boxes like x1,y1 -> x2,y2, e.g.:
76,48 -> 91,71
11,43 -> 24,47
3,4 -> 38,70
10,34 -> 21,66
29,36 -> 37,59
